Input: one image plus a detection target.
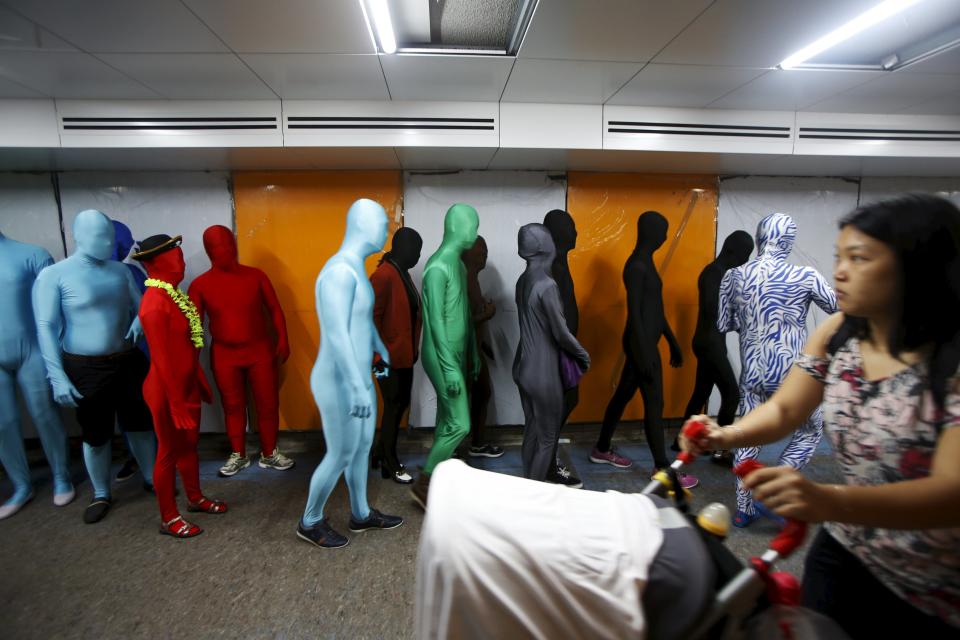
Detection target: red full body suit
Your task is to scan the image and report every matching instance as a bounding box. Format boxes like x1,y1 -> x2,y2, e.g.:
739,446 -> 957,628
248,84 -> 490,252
139,246 -> 220,526
188,225 -> 289,458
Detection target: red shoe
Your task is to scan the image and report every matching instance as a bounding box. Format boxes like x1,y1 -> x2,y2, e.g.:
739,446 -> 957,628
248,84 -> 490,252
160,516 -> 203,538
187,498 -> 228,514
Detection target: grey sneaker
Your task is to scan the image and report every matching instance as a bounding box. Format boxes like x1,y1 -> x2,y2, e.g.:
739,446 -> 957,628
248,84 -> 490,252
218,452 -> 251,477
259,448 -> 295,471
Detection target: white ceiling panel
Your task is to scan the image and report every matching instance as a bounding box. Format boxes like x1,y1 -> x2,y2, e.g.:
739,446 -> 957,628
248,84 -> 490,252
656,0 -> 880,67
607,64 -> 767,108
2,0 -> 228,53
241,53 -> 388,100
709,69 -> 881,111
762,154 -> 865,177
0,74 -> 46,97
518,0 -> 712,62
396,147 -> 498,170
380,54 -> 514,101
897,91 -> 960,116
226,147 -> 400,170
0,51 -> 159,98
0,5 -> 76,52
563,149 -> 788,175
501,59 -> 642,104
806,71 -> 960,113
900,45 -> 960,74
97,53 -> 276,99
182,0 -> 375,54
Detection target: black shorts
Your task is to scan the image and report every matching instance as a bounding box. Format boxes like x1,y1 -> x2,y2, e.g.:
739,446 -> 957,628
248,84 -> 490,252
63,349 -> 153,446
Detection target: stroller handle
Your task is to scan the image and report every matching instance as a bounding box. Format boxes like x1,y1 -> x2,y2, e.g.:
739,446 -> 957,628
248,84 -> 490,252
732,460 -> 809,559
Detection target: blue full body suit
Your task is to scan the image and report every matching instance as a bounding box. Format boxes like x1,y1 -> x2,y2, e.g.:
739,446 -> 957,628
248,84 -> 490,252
300,199 -> 401,540
718,212 -> 837,519
33,210 -> 156,503
0,233 -> 74,519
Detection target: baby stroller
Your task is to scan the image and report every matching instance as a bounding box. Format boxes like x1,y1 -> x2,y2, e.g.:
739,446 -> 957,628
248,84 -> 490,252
414,420 -> 849,639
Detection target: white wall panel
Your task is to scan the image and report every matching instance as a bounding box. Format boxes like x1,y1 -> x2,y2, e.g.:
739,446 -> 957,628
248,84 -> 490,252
403,171 -> 566,427
859,177 -> 960,207
711,177 -> 858,413
0,172 -> 64,260
58,171 -> 234,432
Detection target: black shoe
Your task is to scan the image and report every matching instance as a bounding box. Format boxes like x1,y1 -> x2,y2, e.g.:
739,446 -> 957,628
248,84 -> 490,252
711,449 -> 734,467
670,437 -> 681,452
116,458 -> 138,482
296,519 -> 349,549
349,508 -> 404,532
144,482 -> 178,496
547,465 -> 583,489
83,497 -> 113,524
468,444 -> 504,458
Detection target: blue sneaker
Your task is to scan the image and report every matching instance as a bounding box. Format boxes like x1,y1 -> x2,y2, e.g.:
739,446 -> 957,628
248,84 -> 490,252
297,518 -> 349,549
754,501 -> 786,526
733,510 -> 761,528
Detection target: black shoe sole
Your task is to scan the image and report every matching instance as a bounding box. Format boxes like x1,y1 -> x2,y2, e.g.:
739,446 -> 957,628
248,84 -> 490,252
349,519 -> 404,533
83,500 -> 112,524
467,451 -> 505,458
296,529 -> 349,549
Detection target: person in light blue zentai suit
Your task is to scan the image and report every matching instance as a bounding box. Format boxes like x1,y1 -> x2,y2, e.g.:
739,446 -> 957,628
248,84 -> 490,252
33,209 -> 157,524
297,199 -> 404,549
0,232 -> 74,520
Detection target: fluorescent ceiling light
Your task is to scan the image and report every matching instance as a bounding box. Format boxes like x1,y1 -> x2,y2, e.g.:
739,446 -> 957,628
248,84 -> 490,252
366,0 -> 397,54
779,0 -> 925,69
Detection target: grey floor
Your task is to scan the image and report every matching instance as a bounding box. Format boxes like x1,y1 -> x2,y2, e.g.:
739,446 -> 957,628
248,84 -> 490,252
0,424 -> 841,640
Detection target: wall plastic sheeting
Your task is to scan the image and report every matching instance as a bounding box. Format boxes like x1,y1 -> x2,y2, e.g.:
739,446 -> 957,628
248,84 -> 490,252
713,176 -> 858,414
860,177 -> 960,208
57,171 -> 235,433
0,172 -> 64,260
403,171 -> 567,428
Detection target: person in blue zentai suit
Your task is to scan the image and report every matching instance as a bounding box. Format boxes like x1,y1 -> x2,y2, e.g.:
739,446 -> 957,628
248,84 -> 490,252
297,198 -> 403,549
718,212 -> 837,527
33,209 -> 157,524
0,232 -> 74,519
110,219 -> 155,485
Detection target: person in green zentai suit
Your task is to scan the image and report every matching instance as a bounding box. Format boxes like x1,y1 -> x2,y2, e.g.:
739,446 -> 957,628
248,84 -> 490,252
410,203 -> 480,509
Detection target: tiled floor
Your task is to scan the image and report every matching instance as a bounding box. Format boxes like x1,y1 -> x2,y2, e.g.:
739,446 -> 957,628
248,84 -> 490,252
0,425 -> 841,639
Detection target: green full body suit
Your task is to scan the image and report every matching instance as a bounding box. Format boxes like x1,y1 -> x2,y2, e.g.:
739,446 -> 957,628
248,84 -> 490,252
421,204 -> 480,475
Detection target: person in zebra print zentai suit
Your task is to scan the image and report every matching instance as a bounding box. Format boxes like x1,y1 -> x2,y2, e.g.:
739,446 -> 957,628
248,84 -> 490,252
718,212 -> 837,526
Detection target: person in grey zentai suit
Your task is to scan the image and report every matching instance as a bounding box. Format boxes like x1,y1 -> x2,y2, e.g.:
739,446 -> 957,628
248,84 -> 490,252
513,223 -> 590,481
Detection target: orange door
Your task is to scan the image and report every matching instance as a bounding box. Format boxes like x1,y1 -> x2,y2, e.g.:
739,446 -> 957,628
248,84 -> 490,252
233,171 -> 403,430
566,173 -> 718,422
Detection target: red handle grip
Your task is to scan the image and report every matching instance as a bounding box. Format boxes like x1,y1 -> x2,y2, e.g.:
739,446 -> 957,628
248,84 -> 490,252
676,418 -> 710,464
733,460 -> 808,558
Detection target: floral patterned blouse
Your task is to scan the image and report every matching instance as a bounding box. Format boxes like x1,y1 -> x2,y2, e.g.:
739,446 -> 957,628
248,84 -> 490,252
795,337 -> 960,627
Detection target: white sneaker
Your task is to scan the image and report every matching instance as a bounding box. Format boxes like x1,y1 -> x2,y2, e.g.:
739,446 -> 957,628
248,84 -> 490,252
218,452 -> 251,477
259,448 -> 295,471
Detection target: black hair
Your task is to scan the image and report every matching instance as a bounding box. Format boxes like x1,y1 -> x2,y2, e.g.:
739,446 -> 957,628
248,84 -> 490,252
828,193 -> 960,413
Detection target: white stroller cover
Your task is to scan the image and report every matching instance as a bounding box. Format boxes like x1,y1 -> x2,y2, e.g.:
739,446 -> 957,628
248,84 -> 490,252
416,460 -> 665,639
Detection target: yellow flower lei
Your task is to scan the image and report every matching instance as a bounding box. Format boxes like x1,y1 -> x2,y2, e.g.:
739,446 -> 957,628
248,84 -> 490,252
145,278 -> 204,349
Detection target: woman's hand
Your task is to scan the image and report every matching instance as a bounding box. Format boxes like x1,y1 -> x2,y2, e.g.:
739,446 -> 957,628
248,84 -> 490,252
678,415 -> 726,456
744,466 -> 838,523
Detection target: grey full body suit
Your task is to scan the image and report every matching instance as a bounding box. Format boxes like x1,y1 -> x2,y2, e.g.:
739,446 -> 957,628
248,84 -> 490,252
513,224 -> 590,481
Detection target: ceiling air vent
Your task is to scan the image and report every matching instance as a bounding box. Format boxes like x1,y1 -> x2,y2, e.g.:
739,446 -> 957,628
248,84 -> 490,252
607,120 -> 791,139
61,116 -> 278,131
798,126 -> 960,142
286,116 -> 495,132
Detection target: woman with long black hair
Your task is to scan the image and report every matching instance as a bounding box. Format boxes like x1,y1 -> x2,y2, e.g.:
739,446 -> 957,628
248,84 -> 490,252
683,194 -> 960,637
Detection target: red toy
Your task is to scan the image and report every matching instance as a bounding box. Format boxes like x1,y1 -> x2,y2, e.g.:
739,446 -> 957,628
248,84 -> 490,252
134,235 -> 227,538
189,225 -> 290,468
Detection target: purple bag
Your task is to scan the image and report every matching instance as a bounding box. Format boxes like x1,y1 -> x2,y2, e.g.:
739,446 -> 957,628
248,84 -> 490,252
559,351 -> 584,390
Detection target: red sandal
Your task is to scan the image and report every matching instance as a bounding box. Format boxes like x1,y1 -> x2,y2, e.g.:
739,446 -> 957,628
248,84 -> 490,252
187,497 -> 228,514
160,516 -> 203,538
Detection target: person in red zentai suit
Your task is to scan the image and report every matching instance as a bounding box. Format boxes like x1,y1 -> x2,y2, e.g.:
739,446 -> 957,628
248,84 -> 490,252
133,234 -> 227,539
188,225 -> 294,478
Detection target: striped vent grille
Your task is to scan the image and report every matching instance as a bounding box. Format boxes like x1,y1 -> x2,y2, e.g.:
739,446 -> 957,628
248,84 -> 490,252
61,116 -> 278,131
607,120 -> 791,139
798,127 -> 960,142
287,116 -> 495,131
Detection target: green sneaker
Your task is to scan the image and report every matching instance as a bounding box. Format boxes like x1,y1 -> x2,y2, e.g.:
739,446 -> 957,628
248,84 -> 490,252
259,448 -> 295,471
218,452 -> 251,477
